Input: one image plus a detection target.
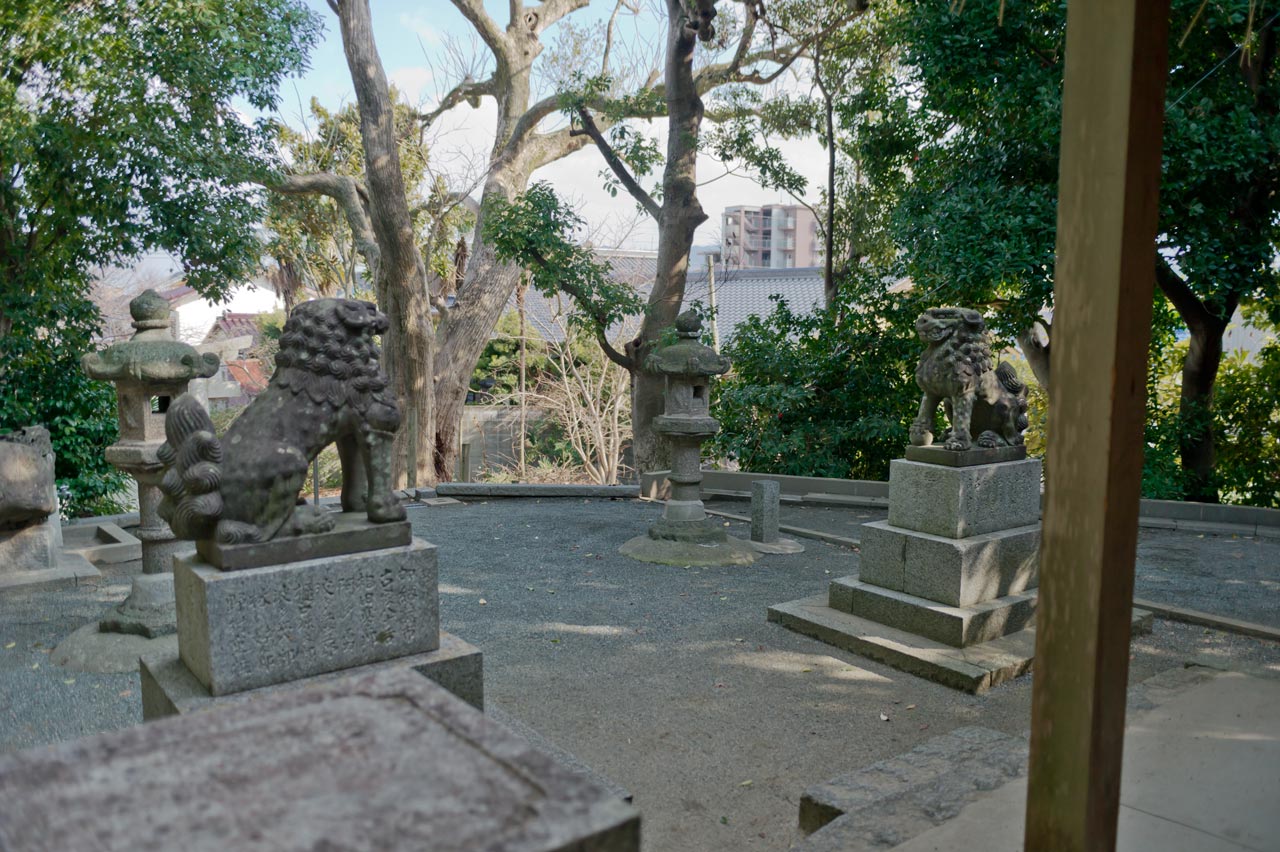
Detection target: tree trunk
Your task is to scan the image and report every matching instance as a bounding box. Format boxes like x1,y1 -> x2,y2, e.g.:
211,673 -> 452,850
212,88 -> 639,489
627,1 -> 710,474
337,0 -> 435,488
1178,318 -> 1227,503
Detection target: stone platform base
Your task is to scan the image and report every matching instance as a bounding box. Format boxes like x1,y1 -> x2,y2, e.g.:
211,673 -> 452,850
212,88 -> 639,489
619,533 -> 757,566
0,551 -> 98,591
141,630 -> 483,720
750,537 -> 806,554
61,521 -> 140,564
768,594 -> 1153,694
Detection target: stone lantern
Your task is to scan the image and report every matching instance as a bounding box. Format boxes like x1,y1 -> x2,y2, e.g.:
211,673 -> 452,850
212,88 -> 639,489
82,289 -> 220,636
620,311 -> 755,566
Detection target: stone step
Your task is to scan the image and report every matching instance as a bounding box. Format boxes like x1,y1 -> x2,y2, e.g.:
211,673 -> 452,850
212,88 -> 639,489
768,595 -> 1153,694
829,577 -> 1038,648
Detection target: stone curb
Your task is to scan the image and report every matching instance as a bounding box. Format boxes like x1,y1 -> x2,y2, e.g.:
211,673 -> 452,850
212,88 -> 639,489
433,483 -> 640,499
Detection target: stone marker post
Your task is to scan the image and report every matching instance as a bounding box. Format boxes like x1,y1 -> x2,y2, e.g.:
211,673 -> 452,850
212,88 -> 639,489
750,480 -> 803,554
81,290 -> 220,636
620,311 -> 756,566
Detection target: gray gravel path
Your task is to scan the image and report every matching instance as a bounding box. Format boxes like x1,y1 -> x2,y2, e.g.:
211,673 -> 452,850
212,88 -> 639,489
0,497 -> 1277,852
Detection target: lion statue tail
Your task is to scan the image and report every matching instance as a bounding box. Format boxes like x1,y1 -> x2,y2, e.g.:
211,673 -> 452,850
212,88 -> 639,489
157,394 -> 224,541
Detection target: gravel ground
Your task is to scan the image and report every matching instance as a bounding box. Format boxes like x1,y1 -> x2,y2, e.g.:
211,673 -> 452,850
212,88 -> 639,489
0,497 -> 1277,852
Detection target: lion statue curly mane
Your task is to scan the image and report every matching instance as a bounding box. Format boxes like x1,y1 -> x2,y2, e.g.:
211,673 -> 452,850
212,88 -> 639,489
909,307 -> 1029,452
157,298 -> 406,546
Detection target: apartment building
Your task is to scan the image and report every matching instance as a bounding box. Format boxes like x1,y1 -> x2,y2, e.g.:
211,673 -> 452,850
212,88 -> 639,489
721,204 -> 821,269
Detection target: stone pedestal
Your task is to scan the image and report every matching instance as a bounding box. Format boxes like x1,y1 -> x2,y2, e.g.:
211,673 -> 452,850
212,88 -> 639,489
0,427 -> 99,590
750,479 -> 804,554
771,456 -> 1151,692
141,531 -> 483,720
0,667 -> 639,852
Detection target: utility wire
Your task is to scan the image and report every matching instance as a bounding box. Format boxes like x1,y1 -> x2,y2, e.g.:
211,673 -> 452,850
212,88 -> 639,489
1169,9 -> 1280,108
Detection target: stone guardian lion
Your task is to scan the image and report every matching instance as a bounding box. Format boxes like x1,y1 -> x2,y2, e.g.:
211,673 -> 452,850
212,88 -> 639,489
909,307 -> 1029,451
157,298 -> 407,545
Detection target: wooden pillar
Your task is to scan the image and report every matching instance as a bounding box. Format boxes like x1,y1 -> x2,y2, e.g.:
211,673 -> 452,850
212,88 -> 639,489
1024,1 -> 1170,850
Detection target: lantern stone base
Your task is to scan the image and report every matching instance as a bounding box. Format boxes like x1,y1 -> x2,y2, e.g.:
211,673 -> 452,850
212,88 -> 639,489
618,532 -> 757,566
100,571 -> 178,638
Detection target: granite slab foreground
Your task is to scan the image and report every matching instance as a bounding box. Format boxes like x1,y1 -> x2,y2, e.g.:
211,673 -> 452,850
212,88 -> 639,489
0,667 -> 640,852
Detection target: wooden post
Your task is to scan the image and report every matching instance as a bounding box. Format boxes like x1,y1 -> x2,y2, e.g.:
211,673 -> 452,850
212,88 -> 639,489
1024,1 -> 1170,850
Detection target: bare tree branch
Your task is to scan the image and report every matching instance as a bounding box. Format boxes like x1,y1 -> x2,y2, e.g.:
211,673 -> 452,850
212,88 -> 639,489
571,107 -> 662,220
266,171 -> 381,279
416,74 -> 498,128
602,0 -> 641,73
449,0 -> 507,55
529,0 -> 593,34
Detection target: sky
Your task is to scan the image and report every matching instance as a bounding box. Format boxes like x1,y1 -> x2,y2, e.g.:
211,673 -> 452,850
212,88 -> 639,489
273,0 -> 829,251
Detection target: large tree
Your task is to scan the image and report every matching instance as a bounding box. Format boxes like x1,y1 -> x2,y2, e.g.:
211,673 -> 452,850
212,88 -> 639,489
856,0 -> 1280,502
0,0 -> 320,513
296,0 -> 826,481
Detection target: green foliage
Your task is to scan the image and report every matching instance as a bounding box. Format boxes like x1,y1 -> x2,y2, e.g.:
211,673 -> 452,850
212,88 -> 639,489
0,0 -> 319,514
712,280 -> 920,481
1214,341 -> 1280,508
483,183 -> 644,334
470,311 -> 551,400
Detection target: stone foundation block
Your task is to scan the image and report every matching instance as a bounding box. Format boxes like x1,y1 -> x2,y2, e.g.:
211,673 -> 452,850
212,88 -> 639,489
141,630 -> 483,720
829,577 -> 1037,647
886,458 -> 1042,539
0,667 -> 639,852
858,520 -> 1039,607
175,539 -> 439,696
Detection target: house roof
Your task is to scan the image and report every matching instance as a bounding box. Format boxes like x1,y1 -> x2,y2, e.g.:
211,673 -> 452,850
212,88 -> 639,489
204,312 -> 264,346
223,359 -> 270,396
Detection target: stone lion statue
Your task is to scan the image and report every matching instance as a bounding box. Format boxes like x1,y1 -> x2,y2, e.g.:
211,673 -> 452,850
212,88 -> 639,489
909,307 -> 1029,451
157,298 -> 406,545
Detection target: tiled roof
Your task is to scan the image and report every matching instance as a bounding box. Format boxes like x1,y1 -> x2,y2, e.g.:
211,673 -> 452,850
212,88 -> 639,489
204,312 -> 264,345
223,359 -> 270,396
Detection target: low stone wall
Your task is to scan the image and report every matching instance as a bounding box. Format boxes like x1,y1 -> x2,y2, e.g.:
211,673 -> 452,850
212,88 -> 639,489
640,469 -> 1280,537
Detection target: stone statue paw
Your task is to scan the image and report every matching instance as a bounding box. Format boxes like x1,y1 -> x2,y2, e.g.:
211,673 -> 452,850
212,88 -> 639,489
367,494 -> 407,524
943,434 -> 972,451
909,419 -> 934,447
288,504 -> 337,536
976,430 -> 1004,449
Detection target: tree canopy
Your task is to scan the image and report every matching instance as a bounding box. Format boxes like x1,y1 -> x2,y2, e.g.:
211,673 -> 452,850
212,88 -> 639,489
0,0 -> 320,512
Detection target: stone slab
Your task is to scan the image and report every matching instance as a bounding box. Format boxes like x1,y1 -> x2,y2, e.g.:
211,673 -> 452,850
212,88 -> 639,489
858,520 -> 1039,607
768,595 -> 1153,694
830,578 -> 1038,647
0,515 -> 58,572
618,533 -> 757,566
904,444 -> 1028,466
887,458 -> 1042,539
175,538 -> 439,696
141,630 -> 484,720
197,511 -> 411,570
0,667 -> 641,852
60,521 -> 141,564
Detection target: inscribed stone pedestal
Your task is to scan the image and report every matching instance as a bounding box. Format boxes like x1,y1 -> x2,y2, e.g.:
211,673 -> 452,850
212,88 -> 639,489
175,538 -> 439,696
886,458 -> 1042,539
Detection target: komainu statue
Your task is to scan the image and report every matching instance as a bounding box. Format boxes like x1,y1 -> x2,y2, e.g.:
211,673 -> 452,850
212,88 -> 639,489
909,307 -> 1029,451
157,299 -> 407,545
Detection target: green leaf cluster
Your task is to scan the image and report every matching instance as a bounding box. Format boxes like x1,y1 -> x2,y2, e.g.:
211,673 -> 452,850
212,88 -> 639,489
0,0 -> 320,513
711,277 -> 920,481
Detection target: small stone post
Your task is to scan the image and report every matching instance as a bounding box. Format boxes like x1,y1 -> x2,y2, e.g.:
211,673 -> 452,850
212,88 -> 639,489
620,311 -> 755,566
750,480 -> 804,554
81,290 -> 220,636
